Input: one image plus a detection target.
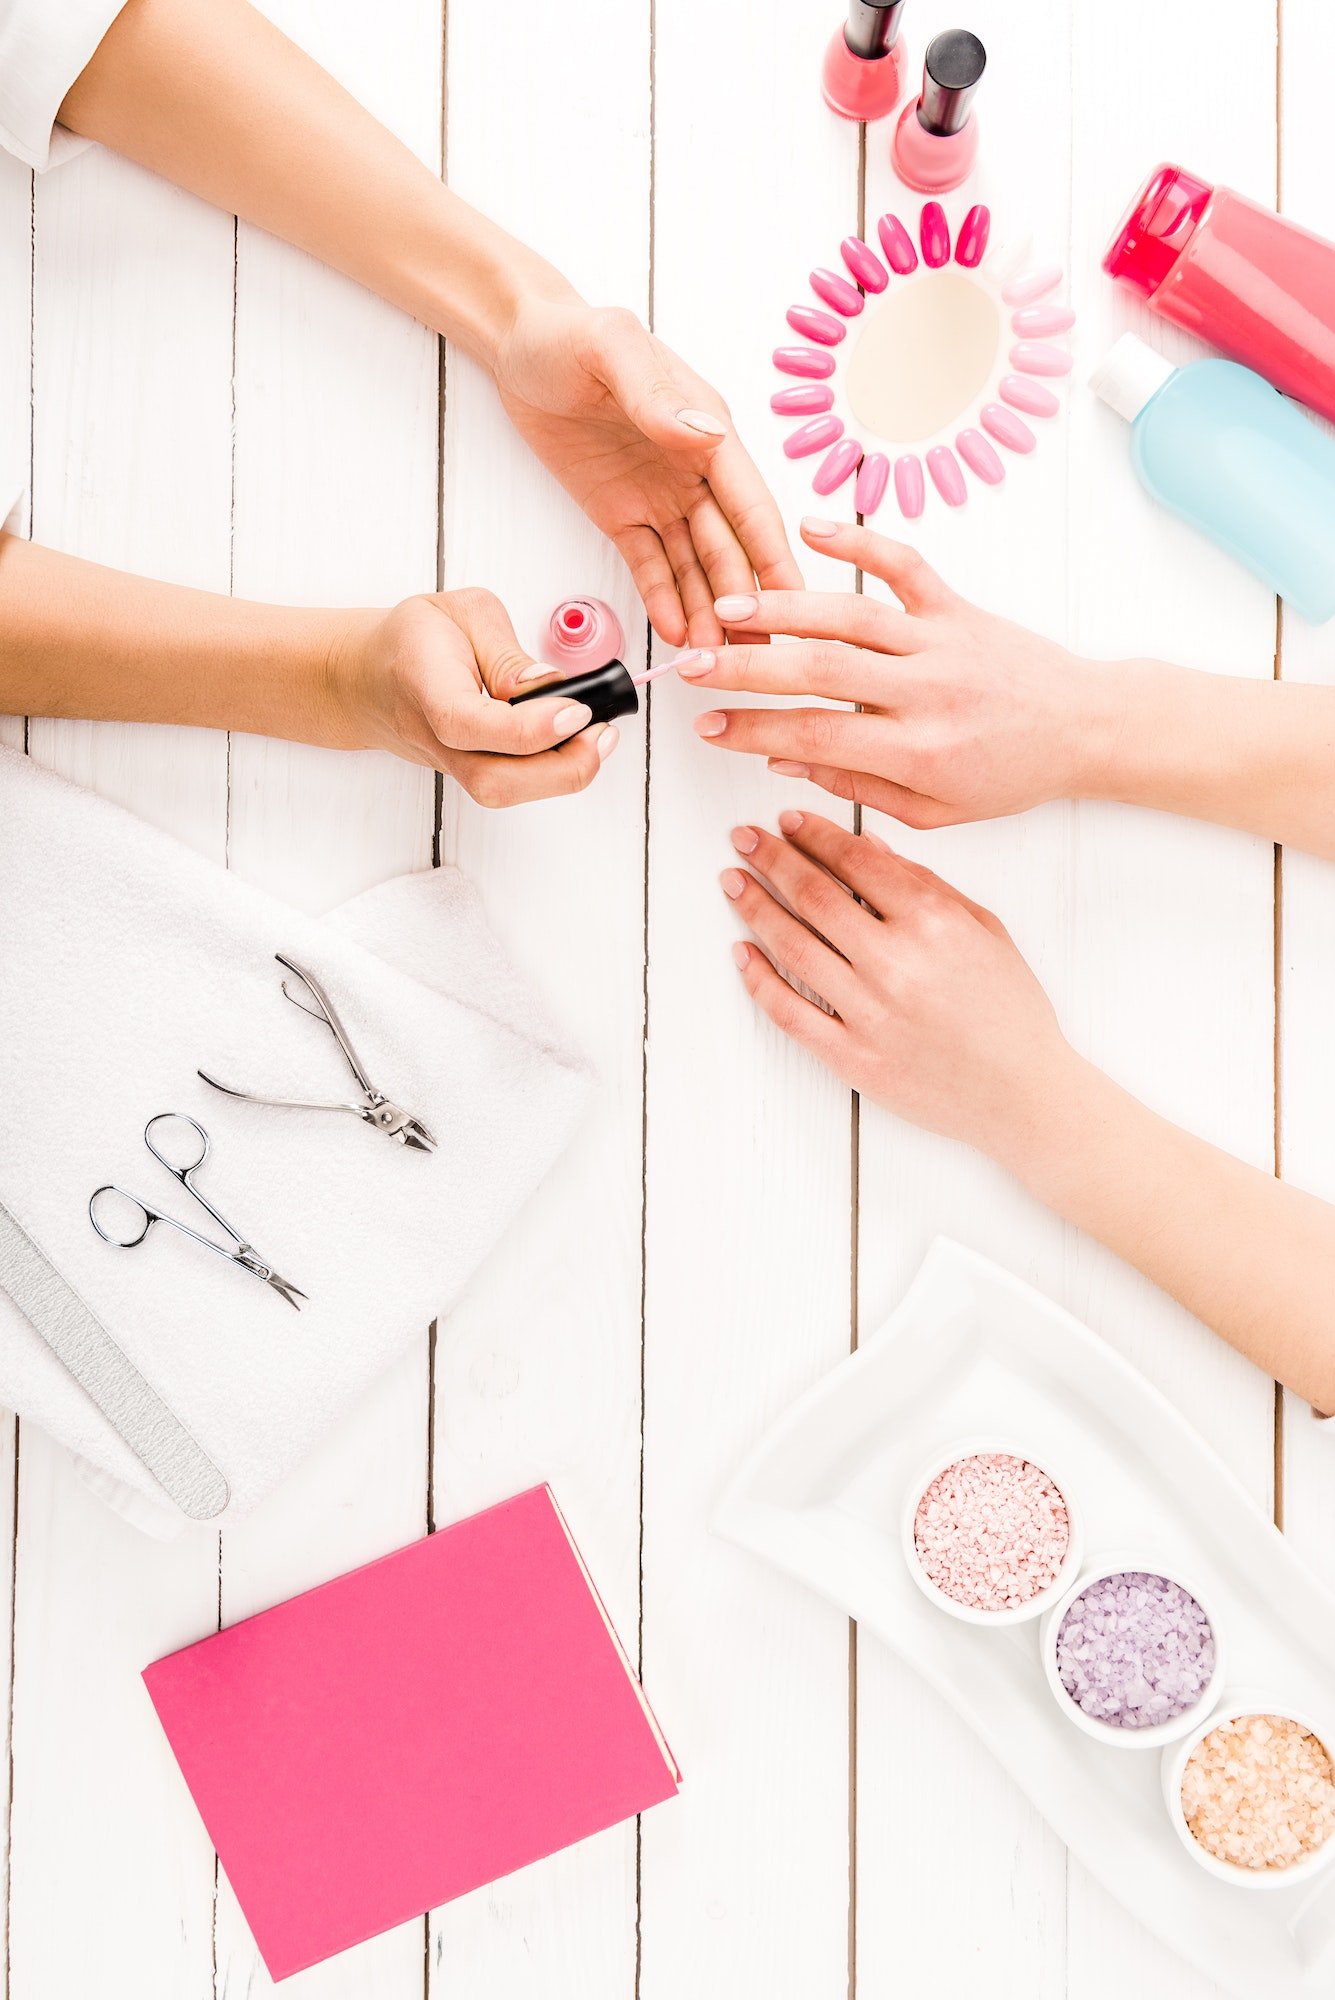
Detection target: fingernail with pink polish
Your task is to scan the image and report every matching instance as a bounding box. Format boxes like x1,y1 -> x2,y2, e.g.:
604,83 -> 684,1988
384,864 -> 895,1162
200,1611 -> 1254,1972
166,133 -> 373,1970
999,373 -> 1060,418
720,869 -> 747,899
1010,340 -> 1073,377
863,828 -> 892,853
553,702 -> 594,735
674,648 -> 717,679
926,445 -> 967,508
730,824 -> 759,854
515,661 -> 558,685
596,725 -> 619,761
1011,302 -> 1075,337
695,711 -> 728,739
877,213 -> 918,275
769,759 -> 811,779
802,516 -> 840,538
980,404 -> 1037,454
732,941 -> 751,971
920,202 -> 950,269
678,408 -> 727,436
714,594 -> 759,620
778,810 -> 804,834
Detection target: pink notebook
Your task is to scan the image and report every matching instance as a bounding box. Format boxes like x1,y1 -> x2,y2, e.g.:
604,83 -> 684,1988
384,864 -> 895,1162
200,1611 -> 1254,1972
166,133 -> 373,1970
143,1486 -> 679,1981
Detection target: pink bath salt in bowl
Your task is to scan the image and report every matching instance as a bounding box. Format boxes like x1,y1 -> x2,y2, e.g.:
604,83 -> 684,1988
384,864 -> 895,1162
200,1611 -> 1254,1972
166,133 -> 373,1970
1181,1713 -> 1335,1876
911,1450 -> 1072,1616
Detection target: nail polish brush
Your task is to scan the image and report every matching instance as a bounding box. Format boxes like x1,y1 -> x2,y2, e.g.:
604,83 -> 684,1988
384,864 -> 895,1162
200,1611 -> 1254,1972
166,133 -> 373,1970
510,658 -> 677,728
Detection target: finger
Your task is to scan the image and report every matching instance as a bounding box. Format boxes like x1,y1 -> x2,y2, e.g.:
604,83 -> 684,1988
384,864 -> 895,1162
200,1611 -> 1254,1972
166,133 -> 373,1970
768,760 -> 957,830
799,518 -> 955,614
447,725 -> 617,808
590,307 -> 730,454
615,524 -> 686,645
694,704 -> 901,774
662,516 -> 724,648
685,490 -> 755,605
720,863 -> 855,1012
771,809 -> 921,918
730,822 -> 879,957
435,588 -> 536,701
732,939 -> 848,1065
706,587 -> 919,653
705,434 -> 805,591
856,829 -> 1013,937
675,640 -> 875,704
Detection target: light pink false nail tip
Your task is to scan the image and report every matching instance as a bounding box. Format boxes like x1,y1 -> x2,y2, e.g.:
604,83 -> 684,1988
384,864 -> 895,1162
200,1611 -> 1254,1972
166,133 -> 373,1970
926,445 -> 966,507
786,303 -> 845,345
1001,263 -> 1063,306
981,404 -> 1036,453
813,438 -> 863,495
810,267 -> 864,316
999,373 -> 1060,417
920,201 -> 950,268
773,345 -> 836,379
771,383 -> 835,415
954,204 -> 991,268
784,414 -> 845,459
894,453 -> 925,518
1011,302 -> 1075,336
955,428 -> 1005,484
855,451 -> 890,517
876,213 -> 918,274
1011,340 -> 1074,377
840,236 -> 888,292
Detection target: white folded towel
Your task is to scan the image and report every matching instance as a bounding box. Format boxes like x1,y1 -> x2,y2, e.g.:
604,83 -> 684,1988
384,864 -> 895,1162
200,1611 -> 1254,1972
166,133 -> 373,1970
0,748 -> 589,1530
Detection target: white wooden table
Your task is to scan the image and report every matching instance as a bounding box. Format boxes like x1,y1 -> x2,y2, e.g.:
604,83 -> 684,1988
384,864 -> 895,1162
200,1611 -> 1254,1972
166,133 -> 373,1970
1,0 -> 1330,1993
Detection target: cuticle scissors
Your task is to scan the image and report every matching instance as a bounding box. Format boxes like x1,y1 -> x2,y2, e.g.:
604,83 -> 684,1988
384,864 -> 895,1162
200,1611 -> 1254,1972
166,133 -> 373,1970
197,954 -> 437,1153
89,1112 -> 307,1311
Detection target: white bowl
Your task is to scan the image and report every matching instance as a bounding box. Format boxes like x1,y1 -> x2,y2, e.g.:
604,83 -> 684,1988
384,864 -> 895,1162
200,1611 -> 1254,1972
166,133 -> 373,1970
1162,1693 -> 1335,1891
900,1436 -> 1083,1629
1040,1553 -> 1225,1750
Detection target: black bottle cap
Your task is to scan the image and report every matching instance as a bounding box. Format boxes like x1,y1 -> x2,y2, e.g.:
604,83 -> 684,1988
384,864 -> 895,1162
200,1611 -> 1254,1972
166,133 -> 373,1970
844,0 -> 907,62
509,659 -> 640,728
918,29 -> 986,136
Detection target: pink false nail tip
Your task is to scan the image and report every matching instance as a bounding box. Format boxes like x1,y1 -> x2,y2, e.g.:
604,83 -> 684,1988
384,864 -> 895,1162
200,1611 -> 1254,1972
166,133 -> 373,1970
954,204 -> 991,268
771,383 -> 835,415
1001,263 -> 1062,306
955,428 -> 1005,485
920,202 -> 950,268
810,267 -> 864,316
784,415 -> 845,459
854,451 -> 890,517
813,438 -> 863,495
840,236 -> 888,293
876,213 -> 918,274
1011,340 -> 1074,377
773,345 -> 836,379
894,454 -> 925,519
980,404 -> 1036,454
999,373 -> 1059,418
786,304 -> 845,345
926,446 -> 966,507
1011,302 -> 1075,336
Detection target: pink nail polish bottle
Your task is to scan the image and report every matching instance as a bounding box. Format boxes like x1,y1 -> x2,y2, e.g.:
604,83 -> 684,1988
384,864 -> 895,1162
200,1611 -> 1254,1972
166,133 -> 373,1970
891,30 -> 985,193
546,598 -> 625,671
822,0 -> 909,122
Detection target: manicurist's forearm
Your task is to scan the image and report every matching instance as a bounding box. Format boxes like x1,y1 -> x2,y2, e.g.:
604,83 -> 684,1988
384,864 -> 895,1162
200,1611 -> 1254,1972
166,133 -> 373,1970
58,0 -> 572,365
0,536 -> 366,744
1005,1051 -> 1335,1412
1090,660 -> 1335,859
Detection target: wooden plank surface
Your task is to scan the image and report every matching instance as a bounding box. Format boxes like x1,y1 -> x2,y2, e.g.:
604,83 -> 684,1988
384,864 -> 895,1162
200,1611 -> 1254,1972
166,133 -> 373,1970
0,0 -> 1324,1992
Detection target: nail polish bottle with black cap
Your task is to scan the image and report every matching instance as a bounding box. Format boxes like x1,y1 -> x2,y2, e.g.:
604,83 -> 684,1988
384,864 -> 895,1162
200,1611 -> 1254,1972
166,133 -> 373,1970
822,0 -> 909,122
892,29 -> 986,192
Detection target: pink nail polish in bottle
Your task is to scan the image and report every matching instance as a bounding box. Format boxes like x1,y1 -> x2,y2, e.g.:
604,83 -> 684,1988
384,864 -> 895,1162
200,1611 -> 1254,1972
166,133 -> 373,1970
891,30 -> 985,193
546,598 -> 625,671
822,0 -> 909,122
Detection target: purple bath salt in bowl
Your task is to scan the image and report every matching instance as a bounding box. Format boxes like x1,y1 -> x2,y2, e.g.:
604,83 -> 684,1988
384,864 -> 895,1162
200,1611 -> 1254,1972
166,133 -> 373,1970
1055,1570 -> 1216,1731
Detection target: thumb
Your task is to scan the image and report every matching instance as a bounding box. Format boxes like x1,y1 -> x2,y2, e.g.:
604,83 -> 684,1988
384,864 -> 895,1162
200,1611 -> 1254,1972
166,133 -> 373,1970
591,309 -> 729,453
433,587 -> 537,701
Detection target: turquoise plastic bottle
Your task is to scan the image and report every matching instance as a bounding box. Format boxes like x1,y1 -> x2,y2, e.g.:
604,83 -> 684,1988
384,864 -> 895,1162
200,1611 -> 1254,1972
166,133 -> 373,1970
1091,333 -> 1335,623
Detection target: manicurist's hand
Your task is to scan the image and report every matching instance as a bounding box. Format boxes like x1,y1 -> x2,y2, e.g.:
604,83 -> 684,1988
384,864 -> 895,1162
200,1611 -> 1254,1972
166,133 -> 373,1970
494,297 -> 802,647
682,519 -> 1115,829
332,587 -> 615,806
724,809 -> 1335,1415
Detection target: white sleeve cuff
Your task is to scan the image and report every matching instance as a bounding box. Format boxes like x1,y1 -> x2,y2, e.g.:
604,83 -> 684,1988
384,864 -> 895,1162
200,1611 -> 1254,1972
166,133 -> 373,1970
0,0 -> 128,171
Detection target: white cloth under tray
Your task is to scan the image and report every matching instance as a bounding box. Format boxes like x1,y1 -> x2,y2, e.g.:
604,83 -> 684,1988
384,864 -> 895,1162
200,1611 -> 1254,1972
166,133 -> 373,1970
0,748 -> 589,1529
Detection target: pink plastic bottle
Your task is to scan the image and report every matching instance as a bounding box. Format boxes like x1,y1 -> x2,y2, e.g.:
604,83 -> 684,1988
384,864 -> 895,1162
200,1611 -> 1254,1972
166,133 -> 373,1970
822,0 -> 909,122
546,598 -> 624,671
1104,164 -> 1335,427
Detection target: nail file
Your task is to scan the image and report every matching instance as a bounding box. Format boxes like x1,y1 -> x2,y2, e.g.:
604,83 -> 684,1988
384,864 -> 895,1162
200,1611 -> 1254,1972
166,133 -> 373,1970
0,1198 -> 229,1520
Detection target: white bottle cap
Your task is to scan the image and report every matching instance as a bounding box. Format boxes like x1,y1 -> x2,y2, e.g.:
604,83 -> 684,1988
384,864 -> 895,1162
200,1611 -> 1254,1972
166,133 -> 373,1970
1089,332 -> 1176,422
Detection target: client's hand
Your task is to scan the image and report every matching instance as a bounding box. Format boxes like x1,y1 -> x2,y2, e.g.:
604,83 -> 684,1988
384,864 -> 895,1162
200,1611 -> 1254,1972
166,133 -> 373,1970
722,812 -> 1075,1162
682,519 -> 1124,829
332,588 -> 616,806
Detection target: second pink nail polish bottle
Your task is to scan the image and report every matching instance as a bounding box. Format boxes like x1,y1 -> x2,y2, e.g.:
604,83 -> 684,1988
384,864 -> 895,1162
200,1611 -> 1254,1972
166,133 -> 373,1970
822,0 -> 909,122
891,29 -> 985,193
546,598 -> 625,671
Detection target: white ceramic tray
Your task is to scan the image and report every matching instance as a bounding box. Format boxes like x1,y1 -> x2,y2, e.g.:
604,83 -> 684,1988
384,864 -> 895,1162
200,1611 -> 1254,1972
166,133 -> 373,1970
713,1239 -> 1335,2000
